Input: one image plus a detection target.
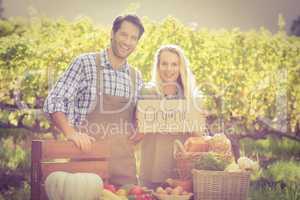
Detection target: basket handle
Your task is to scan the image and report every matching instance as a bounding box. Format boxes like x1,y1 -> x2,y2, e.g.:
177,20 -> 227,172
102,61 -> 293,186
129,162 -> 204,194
173,139 -> 186,158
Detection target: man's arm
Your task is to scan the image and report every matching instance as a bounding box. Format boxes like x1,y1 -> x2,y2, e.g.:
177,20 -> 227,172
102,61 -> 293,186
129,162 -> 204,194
44,56 -> 95,151
50,112 -> 76,138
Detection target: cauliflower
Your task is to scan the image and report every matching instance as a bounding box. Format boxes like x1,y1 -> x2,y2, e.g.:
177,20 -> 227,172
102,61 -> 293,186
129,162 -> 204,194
208,134 -> 232,155
237,156 -> 258,171
225,162 -> 242,172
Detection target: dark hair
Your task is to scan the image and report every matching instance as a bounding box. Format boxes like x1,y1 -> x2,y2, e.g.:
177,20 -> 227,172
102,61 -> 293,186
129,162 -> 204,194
112,14 -> 145,39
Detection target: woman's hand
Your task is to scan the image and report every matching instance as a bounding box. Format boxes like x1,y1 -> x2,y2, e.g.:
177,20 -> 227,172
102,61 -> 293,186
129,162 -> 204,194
129,132 -> 145,145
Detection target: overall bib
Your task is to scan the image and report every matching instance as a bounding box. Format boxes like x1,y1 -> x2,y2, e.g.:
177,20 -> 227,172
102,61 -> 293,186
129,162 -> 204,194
78,54 -> 137,186
139,89 -> 189,189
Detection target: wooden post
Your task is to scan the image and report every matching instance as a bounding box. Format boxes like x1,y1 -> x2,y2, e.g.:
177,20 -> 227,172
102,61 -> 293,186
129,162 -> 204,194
31,140 -> 42,200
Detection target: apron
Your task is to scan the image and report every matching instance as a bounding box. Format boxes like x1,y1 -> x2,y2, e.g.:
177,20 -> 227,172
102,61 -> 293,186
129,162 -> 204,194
139,92 -> 190,188
78,53 -> 137,186
140,134 -> 188,187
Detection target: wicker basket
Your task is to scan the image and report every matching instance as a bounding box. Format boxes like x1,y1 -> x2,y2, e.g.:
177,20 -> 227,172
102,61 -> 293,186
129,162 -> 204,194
174,140 -> 206,179
153,192 -> 193,200
192,169 -> 250,200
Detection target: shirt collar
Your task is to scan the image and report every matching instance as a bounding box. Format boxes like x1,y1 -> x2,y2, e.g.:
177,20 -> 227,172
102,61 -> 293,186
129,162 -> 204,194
100,49 -> 130,72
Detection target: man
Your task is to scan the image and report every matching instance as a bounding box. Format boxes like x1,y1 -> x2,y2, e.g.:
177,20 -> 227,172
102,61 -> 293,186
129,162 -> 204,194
43,14 -> 144,185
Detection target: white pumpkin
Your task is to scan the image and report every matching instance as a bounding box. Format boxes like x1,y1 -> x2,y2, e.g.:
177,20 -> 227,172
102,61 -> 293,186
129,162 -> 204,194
45,171 -> 103,200
45,171 -> 68,200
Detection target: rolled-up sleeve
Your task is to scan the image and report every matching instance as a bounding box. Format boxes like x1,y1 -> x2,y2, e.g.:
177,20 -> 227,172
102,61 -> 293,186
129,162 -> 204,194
43,56 -> 82,115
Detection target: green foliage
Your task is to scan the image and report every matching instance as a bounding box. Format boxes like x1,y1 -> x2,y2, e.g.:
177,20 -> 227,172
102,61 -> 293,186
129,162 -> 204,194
0,16 -> 299,197
249,183 -> 300,200
0,18 -> 27,37
194,152 -> 230,171
0,181 -> 30,200
0,16 -> 300,135
240,136 -> 300,161
240,136 -> 300,198
263,160 -> 300,184
0,137 -> 28,170
0,137 -> 30,198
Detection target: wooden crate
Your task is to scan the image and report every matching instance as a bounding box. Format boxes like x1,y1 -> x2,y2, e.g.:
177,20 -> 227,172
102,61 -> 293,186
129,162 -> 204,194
31,140 -> 110,200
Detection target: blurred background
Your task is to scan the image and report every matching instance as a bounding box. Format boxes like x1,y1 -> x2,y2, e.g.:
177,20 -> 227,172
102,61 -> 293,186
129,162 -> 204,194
0,1 -> 299,200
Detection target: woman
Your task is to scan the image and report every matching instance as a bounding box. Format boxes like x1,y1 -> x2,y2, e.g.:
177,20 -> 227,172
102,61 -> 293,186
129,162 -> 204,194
139,44 -> 199,189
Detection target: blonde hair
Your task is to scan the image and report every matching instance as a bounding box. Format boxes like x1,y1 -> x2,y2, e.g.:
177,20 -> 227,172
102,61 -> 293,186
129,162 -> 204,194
151,44 -> 196,99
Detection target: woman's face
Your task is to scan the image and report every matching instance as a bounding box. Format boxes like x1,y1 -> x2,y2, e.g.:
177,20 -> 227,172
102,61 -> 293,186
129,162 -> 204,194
158,50 -> 180,83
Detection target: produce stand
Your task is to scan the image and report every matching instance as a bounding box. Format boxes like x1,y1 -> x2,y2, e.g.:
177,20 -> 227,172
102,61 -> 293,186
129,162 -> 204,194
31,140 -> 110,200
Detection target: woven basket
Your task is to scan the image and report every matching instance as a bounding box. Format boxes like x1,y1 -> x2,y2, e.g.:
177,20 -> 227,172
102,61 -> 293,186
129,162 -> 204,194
153,192 -> 193,200
174,140 -> 207,179
192,169 -> 250,200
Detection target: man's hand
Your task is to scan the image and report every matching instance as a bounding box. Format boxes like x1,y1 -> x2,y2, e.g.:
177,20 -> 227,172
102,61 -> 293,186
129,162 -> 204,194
49,112 -> 96,152
67,133 -> 96,152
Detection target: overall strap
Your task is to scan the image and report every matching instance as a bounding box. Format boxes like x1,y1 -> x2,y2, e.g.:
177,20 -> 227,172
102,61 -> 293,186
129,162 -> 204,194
95,53 -> 137,98
95,53 -> 104,96
129,67 -> 137,99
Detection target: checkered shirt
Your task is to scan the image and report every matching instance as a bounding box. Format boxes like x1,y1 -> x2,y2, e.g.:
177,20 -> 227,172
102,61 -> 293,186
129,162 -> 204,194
43,49 -> 143,126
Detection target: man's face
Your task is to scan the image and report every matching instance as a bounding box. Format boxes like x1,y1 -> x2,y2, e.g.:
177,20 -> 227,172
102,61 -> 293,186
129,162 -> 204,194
111,21 -> 140,59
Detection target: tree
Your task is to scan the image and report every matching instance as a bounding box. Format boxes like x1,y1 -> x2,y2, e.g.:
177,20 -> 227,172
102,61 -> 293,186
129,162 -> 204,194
291,16 -> 300,36
0,16 -> 299,151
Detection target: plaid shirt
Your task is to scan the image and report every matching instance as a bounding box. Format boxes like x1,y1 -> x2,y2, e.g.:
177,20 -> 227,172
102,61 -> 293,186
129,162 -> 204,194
43,49 -> 143,126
